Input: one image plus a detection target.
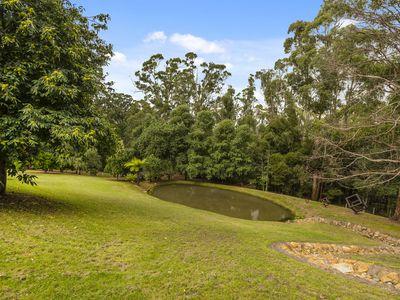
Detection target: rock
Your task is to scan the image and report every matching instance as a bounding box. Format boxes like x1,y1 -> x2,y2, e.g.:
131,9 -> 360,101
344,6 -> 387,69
367,265 -> 386,277
395,283 -> 400,290
327,257 -> 338,264
342,246 -> 359,253
342,259 -> 356,264
349,245 -> 360,253
280,244 -> 288,251
332,263 -> 353,273
342,246 -> 354,253
353,262 -> 369,274
379,272 -> 400,284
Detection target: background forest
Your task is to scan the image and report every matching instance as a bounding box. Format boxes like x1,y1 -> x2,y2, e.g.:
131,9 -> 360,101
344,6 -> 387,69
3,0 -> 399,219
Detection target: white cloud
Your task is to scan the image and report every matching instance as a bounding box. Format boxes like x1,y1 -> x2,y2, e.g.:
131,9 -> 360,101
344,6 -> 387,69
144,31 -> 167,43
170,33 -> 225,54
111,51 -> 127,64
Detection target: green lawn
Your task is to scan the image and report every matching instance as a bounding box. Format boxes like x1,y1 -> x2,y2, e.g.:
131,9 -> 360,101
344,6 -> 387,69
1,174 -> 399,299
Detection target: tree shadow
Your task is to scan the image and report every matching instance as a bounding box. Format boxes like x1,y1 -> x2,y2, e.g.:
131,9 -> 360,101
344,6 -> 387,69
0,192 -> 76,215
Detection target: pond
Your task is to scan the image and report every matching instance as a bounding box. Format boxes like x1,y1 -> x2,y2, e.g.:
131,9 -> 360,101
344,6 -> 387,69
152,184 -> 294,222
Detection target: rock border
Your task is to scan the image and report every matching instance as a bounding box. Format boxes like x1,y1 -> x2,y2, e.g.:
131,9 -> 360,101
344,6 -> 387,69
276,242 -> 400,293
277,217 -> 400,293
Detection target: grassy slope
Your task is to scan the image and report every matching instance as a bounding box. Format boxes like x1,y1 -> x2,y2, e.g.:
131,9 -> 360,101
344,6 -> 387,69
0,174 -> 399,299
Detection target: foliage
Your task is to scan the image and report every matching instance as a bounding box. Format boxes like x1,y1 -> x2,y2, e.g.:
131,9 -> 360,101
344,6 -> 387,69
104,143 -> 129,179
84,148 -> 102,176
125,157 -> 145,184
143,155 -> 166,182
0,0 -> 113,193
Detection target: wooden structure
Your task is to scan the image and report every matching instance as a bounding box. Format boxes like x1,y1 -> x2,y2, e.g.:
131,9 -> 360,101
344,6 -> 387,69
345,194 -> 367,214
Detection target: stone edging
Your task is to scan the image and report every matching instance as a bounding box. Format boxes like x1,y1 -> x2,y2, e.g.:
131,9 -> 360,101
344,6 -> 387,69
276,242 -> 400,292
290,217 -> 400,247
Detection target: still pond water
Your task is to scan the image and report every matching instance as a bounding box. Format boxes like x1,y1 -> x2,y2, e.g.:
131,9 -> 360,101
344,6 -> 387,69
152,184 -> 294,221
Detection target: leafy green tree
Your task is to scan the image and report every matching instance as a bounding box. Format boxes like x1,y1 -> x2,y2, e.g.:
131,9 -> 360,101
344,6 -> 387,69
231,125 -> 255,184
133,121 -> 172,161
95,84 -> 134,145
134,53 -> 230,117
0,0 -> 113,194
32,151 -> 58,172
217,86 -> 237,122
142,155 -> 164,182
84,148 -> 102,176
126,100 -> 156,148
256,69 -> 286,118
207,119 -> 236,182
186,111 -> 215,179
104,142 -> 129,179
125,158 -> 145,184
238,75 -> 257,130
134,53 -> 196,117
283,17 -> 343,118
193,62 -> 231,114
168,104 -> 194,177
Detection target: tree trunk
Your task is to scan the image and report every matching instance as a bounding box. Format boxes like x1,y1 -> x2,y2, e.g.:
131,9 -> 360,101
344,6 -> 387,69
0,156 -> 6,195
311,174 -> 320,201
136,171 -> 140,185
393,189 -> 400,221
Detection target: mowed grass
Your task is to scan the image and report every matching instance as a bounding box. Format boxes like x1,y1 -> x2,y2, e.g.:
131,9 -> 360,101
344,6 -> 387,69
0,174 -> 399,299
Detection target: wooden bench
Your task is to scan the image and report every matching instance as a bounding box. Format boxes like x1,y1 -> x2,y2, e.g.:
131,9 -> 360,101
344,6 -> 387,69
345,194 -> 367,214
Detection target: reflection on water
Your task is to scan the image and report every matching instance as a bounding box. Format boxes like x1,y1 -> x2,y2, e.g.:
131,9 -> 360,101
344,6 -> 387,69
251,209 -> 260,220
152,184 -> 294,222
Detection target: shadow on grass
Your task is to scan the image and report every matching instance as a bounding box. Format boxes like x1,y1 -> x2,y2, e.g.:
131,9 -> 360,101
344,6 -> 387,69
0,192 -> 76,215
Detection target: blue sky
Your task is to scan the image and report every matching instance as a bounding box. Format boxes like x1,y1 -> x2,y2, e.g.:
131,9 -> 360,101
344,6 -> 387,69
72,0 -> 323,97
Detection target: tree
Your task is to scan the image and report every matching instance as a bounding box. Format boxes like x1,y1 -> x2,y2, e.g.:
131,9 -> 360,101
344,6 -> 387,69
143,155 -> 165,182
84,148 -> 102,176
134,53 -> 230,117
186,110 -> 215,179
0,0 -> 113,194
217,86 -> 237,122
305,0 -> 400,216
168,104 -> 194,178
95,84 -> 134,145
231,125 -> 255,184
238,75 -> 257,130
104,142 -> 129,179
207,119 -> 236,182
256,69 -> 286,118
72,156 -> 85,175
125,158 -> 145,184
32,150 -> 58,172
